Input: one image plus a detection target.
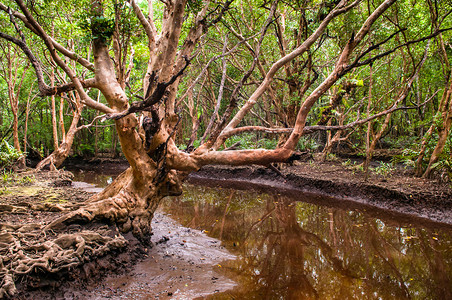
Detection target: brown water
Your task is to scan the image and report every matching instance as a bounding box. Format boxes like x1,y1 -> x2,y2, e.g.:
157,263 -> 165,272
162,185 -> 452,300
71,171 -> 452,299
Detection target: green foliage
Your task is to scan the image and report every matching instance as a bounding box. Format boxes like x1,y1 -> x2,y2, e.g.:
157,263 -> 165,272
297,137 -> 319,151
372,162 -> 395,178
1,170 -> 14,185
18,174 -> 35,185
223,133 -> 278,150
431,157 -> 452,182
78,15 -> 115,42
393,148 -> 419,168
224,133 -> 257,150
0,140 -> 23,170
349,79 -> 364,87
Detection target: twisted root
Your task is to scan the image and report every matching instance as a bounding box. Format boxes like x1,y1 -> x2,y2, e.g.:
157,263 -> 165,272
0,223 -> 127,298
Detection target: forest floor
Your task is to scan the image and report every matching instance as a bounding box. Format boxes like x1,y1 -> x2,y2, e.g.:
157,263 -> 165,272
0,154 -> 451,298
0,170 -> 235,299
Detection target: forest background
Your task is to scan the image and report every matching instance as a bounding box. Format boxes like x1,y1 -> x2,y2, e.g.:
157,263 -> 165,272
0,0 -> 451,180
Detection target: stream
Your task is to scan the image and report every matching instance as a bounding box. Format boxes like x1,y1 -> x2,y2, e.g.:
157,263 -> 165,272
71,169 -> 452,299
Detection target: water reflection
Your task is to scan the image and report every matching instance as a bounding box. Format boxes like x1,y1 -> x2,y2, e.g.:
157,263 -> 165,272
161,185 -> 452,299
71,170 -> 114,187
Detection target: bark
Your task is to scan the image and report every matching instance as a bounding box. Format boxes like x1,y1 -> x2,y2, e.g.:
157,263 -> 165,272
47,0 -> 192,241
365,62 -> 373,172
0,42 -> 28,168
35,91 -> 83,171
417,1 -> 452,178
23,82 -> 34,154
50,69 -> 59,151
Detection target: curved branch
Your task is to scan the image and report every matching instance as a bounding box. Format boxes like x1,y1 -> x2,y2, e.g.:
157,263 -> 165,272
14,0 -> 112,113
216,0 -> 360,145
106,57 -> 190,120
129,0 -> 156,49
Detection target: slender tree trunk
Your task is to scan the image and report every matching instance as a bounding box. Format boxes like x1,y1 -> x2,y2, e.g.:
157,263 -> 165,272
51,68 -> 59,150
36,91 -> 83,170
423,89 -> 452,177
364,63 -> 373,173
23,82 -> 34,155
59,96 -> 66,142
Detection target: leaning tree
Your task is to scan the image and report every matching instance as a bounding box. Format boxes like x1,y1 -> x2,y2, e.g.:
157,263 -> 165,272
0,0 -> 433,240
1,0 -> 450,296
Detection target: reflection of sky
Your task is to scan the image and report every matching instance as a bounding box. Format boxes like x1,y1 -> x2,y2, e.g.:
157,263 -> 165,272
160,184 -> 452,300
70,170 -> 116,188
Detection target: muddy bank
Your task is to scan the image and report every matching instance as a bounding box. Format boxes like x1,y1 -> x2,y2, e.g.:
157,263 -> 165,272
0,171 -> 236,299
189,162 -> 452,226
0,171 -> 146,299
24,212 -> 236,300
82,212 -> 235,300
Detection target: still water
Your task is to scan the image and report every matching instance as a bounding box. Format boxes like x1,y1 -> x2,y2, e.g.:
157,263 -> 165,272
72,171 -> 452,299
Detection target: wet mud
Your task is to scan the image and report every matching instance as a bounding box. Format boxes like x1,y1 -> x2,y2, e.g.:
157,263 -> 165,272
2,158 -> 452,298
85,212 -> 236,300
190,164 -> 452,226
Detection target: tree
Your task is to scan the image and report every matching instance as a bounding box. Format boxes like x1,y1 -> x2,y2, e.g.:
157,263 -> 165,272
0,0 -> 437,239
0,41 -> 28,168
1,0 -> 452,297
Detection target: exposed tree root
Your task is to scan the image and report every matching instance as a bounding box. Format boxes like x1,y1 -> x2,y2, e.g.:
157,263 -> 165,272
0,170 -> 135,298
0,222 -> 127,298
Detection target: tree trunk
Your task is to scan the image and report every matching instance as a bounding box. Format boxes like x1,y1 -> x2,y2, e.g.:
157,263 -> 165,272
50,68 -> 59,151
423,100 -> 452,178
36,91 -> 82,170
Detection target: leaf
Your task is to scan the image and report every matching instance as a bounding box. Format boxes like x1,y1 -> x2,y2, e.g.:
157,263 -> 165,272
350,79 -> 364,87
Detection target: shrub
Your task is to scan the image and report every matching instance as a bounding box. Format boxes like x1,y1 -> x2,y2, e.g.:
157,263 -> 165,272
0,140 -> 23,170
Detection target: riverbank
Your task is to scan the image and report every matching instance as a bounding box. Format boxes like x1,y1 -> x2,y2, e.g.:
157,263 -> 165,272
191,160 -> 452,226
0,171 -> 235,299
66,156 -> 452,225
1,156 -> 451,298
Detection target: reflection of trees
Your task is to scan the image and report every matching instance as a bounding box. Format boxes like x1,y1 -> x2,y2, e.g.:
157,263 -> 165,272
232,197 -> 359,299
163,186 -> 452,299
417,228 -> 452,300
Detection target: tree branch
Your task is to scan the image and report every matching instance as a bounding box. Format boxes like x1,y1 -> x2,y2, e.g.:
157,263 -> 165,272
106,56 -> 191,120
129,0 -> 156,49
13,0 -> 112,113
346,27 -> 452,71
0,3 -> 94,71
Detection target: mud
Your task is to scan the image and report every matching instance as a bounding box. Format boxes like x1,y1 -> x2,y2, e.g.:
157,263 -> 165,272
84,212 -> 236,300
189,162 -> 452,226
2,157 -> 452,298
22,212 -> 236,300
1,170 -> 235,299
